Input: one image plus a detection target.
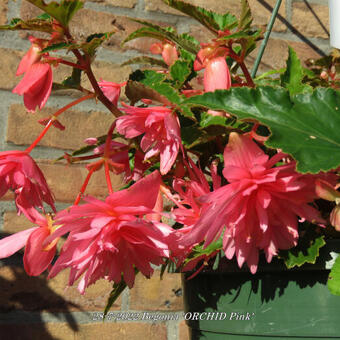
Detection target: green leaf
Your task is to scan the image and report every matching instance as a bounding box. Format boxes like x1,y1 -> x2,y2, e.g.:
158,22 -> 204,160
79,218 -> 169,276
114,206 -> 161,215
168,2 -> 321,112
200,111 -> 227,128
104,280 -> 127,318
328,256 -> 340,296
121,56 -> 168,68
281,47 -> 312,95
184,87 -> 340,173
130,69 -> 182,105
42,32 -> 114,55
181,125 -> 202,145
238,0 -> 252,30
0,17 -> 53,32
80,32 -> 114,56
26,0 -> 83,27
170,60 -> 192,88
162,0 -> 238,33
41,42 -> 73,53
123,20 -> 199,55
62,67 -> 82,89
183,237 -> 223,267
281,236 -> 326,269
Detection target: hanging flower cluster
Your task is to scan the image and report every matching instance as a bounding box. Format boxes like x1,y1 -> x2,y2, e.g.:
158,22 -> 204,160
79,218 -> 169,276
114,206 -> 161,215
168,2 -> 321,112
0,0 -> 339,305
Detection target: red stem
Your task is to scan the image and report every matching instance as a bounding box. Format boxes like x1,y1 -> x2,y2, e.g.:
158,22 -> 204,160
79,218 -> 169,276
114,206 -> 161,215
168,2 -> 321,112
58,59 -> 86,70
228,50 -> 255,88
64,29 -> 123,117
84,56 -> 123,117
25,119 -> 53,154
73,165 -> 98,205
105,162 -> 113,194
104,121 -> 116,158
25,94 -> 95,154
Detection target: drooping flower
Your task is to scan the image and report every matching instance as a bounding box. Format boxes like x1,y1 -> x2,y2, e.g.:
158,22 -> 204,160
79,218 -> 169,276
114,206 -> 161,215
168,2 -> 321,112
316,179 -> 340,230
0,150 -> 55,219
0,211 -> 58,276
45,171 -> 173,293
98,81 -> 126,106
150,41 -> 178,66
16,36 -> 47,76
116,104 -> 181,175
182,133 -> 326,274
203,57 -> 231,92
13,62 -> 53,112
194,45 -> 231,117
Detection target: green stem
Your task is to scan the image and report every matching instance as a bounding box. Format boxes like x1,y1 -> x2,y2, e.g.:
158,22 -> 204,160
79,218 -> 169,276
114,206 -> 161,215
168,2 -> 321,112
251,0 -> 282,78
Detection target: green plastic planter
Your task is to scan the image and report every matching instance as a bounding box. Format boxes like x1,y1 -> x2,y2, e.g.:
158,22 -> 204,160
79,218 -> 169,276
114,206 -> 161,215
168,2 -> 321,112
182,245 -> 340,339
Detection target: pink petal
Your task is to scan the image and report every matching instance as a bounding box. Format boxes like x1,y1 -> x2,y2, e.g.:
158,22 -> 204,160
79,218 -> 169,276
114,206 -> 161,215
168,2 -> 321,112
24,227 -> 56,276
0,227 -> 37,258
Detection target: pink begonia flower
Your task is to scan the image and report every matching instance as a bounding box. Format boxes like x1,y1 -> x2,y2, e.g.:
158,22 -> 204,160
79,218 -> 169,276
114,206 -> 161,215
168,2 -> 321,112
98,81 -> 126,106
83,138 -> 149,181
116,104 -> 181,175
46,171 -> 173,293
204,57 -> 231,92
182,133 -> 327,274
150,41 -> 178,66
0,150 -> 55,219
316,179 -> 340,230
13,62 -> 53,112
16,36 -> 46,76
0,211 -> 57,276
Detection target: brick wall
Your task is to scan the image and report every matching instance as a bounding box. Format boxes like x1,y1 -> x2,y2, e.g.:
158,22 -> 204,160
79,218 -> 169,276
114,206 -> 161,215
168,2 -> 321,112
0,0 -> 330,339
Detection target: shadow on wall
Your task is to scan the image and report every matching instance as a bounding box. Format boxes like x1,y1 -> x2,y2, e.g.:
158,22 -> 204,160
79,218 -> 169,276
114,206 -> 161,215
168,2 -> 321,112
259,0 -> 328,57
0,232 -> 80,340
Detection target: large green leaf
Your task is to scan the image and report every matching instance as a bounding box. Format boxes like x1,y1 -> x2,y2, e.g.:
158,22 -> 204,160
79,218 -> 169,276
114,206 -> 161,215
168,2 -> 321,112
123,20 -> 199,55
26,0 -> 83,27
281,47 -> 312,95
0,16 -> 53,32
328,255 -> 340,296
162,0 -> 238,33
184,87 -> 340,173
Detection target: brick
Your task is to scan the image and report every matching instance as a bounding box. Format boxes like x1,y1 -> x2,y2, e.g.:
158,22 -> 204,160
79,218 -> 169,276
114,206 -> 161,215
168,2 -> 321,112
0,48 -> 24,90
82,61 -> 132,89
0,323 -> 74,340
77,323 -> 167,340
70,9 -> 164,53
37,160 -> 123,202
130,271 -> 183,311
179,320 -> 190,340
0,0 -> 8,25
145,0 -> 240,15
0,266 -> 121,312
88,0 -> 137,8
146,0 -> 286,31
3,212 -> 35,234
20,2 -> 41,20
0,322 -> 167,340
6,104 -> 114,150
292,2 -> 329,39
249,0 -> 286,32
246,38 -> 322,72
